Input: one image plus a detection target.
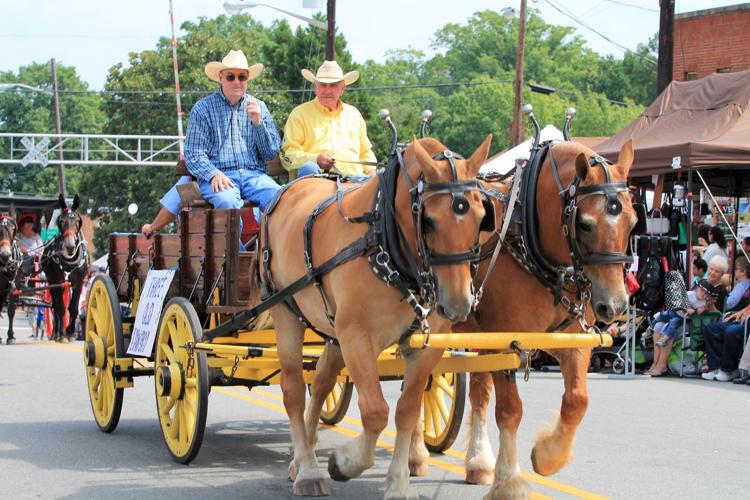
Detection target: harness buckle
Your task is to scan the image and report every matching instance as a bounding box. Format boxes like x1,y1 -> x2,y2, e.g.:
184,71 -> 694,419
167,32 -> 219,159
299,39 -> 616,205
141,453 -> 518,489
262,250 -> 270,262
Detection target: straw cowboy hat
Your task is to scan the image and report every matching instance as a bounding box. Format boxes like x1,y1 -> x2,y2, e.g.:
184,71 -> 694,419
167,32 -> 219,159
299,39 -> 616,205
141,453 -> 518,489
204,50 -> 264,83
301,60 -> 359,86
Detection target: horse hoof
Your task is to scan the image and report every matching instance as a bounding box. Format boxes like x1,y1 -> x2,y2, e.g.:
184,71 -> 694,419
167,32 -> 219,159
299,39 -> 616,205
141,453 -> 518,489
465,469 -> 494,485
292,477 -> 331,497
408,461 -> 429,477
66,335 -> 76,343
327,453 -> 351,482
5,338 -> 15,345
384,490 -> 419,500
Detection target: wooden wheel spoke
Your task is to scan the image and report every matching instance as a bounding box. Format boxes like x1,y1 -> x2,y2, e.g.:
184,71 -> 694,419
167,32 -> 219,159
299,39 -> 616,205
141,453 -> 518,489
160,396 -> 176,416
325,393 -> 335,411
423,397 -> 434,436
435,375 -> 455,398
160,343 -> 177,365
169,407 -> 180,439
435,394 -> 449,424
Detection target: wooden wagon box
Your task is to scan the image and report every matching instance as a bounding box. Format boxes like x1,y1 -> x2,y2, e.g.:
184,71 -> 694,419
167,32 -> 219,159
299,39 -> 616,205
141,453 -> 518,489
108,206 -> 258,314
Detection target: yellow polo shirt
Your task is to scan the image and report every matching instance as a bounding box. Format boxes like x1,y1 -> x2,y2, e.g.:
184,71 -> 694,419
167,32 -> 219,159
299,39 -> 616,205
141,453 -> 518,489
280,99 -> 376,177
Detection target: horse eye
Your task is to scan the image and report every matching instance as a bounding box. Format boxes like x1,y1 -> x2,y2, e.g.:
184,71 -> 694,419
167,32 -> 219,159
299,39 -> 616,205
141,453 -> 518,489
577,221 -> 593,233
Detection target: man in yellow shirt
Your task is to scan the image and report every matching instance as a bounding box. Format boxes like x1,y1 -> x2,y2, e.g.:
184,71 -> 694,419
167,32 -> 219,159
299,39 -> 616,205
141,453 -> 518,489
280,60 -> 376,178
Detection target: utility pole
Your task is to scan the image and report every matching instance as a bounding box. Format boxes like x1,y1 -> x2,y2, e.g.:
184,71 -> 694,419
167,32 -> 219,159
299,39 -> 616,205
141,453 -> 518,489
657,0 -> 675,94
326,0 -> 336,60
509,0 -> 527,147
168,0 -> 185,158
50,58 -> 66,196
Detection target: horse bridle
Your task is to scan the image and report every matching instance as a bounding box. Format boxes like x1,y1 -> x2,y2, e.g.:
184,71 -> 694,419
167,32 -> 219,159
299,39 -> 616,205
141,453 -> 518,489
0,216 -> 22,275
393,147 -> 503,311
48,209 -> 87,272
510,142 -> 632,330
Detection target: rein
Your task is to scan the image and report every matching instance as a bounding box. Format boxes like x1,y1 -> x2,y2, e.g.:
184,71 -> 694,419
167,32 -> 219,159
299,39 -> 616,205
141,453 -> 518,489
204,143 -> 502,341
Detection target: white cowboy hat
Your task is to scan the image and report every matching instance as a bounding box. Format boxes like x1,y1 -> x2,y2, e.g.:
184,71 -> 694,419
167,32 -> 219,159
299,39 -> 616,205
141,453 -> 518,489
301,60 -> 359,86
204,50 -> 264,83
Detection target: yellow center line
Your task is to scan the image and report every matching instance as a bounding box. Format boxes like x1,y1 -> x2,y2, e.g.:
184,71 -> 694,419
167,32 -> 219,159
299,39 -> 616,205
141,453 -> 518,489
245,388 -> 607,500
49,345 -> 606,499
214,387 -> 551,500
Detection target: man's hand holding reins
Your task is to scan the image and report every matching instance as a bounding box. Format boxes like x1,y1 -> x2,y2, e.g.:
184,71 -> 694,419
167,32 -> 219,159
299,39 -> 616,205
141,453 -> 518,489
316,153 -> 335,172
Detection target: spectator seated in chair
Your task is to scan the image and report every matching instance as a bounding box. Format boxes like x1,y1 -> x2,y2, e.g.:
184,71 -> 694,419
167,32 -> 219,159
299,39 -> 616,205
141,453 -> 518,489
702,302 -> 750,382
647,279 -> 718,377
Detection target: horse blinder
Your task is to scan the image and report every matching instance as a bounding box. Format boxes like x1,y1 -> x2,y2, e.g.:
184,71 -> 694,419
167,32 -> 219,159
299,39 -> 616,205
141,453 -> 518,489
480,198 -> 496,232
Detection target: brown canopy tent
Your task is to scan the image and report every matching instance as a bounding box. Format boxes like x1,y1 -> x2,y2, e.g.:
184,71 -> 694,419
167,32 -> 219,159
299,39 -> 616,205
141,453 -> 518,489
596,69 -> 750,196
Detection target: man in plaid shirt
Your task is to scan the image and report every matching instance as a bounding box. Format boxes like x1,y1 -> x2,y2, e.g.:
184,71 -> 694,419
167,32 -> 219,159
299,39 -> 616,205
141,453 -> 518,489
185,50 -> 281,212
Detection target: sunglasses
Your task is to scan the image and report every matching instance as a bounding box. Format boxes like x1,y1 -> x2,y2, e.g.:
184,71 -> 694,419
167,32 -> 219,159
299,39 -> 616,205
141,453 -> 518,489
223,72 -> 248,82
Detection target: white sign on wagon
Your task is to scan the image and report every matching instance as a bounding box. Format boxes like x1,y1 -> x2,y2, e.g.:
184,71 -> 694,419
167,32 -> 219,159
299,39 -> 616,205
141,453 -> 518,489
127,269 -> 176,357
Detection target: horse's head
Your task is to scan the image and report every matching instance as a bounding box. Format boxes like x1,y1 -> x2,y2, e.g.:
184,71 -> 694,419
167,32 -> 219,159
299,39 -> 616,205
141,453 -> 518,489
0,215 -> 17,265
57,194 -> 83,259
398,135 -> 495,323
537,140 -> 636,323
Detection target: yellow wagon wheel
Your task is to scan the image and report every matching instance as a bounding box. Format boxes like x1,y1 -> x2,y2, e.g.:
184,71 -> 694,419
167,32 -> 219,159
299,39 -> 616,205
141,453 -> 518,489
315,380 -> 353,426
154,297 -> 209,464
422,371 -> 466,453
83,274 -> 125,433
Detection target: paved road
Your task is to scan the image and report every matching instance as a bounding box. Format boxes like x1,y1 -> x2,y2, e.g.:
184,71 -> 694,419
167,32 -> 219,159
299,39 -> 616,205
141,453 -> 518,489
0,313 -> 748,499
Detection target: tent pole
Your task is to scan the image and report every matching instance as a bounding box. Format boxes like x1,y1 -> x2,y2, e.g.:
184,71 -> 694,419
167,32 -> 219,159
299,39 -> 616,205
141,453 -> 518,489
687,169 -> 693,284
695,170 -> 749,262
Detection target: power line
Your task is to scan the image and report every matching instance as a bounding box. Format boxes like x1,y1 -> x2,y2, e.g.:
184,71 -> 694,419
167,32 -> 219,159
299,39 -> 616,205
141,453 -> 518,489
603,0 -> 658,13
0,34 -> 158,39
542,0 -> 657,65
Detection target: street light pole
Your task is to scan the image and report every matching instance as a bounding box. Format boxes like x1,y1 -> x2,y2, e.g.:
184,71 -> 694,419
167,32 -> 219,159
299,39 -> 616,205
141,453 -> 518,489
50,58 -> 66,196
326,0 -> 336,60
168,0 -> 185,159
508,0 -> 527,148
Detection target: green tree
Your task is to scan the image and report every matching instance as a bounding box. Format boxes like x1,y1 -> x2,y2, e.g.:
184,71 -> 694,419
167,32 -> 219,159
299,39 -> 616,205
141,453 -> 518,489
0,62 -> 105,196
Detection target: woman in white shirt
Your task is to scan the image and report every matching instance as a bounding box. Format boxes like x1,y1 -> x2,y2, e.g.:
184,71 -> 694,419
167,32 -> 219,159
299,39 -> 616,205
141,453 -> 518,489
702,226 -> 729,265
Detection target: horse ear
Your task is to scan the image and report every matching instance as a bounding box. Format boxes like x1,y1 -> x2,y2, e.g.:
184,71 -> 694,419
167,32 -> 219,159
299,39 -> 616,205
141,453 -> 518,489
411,136 -> 440,180
72,194 -> 80,211
58,194 -> 66,209
575,152 -> 589,180
616,139 -> 634,175
467,134 -> 493,177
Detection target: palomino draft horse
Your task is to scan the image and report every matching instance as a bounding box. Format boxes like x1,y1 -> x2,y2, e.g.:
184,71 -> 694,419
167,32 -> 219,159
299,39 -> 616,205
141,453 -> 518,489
261,135 -> 499,497
0,215 -> 23,344
435,139 -> 638,498
42,195 -> 89,343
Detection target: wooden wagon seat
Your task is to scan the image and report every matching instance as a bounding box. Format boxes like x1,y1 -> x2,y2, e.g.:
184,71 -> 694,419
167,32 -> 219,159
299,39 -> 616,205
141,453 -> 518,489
173,158 -> 286,244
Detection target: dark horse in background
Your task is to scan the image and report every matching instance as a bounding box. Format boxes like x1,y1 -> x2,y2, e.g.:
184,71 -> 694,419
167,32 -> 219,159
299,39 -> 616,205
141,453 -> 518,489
42,195 -> 89,343
0,215 -> 23,344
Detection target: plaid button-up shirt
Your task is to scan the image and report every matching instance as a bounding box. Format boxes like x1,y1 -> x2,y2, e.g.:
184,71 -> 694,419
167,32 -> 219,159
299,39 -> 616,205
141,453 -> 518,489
185,90 -> 281,182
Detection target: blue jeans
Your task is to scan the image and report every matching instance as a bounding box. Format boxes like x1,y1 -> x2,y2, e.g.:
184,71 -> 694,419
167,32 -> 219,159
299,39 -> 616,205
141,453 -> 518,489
297,161 -> 370,183
198,169 -> 281,213
653,310 -> 684,339
160,176 -> 191,215
703,321 -> 745,371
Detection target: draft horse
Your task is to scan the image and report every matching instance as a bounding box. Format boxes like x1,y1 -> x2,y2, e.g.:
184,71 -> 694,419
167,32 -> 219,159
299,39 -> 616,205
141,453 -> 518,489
261,135 -> 499,497
0,215 -> 23,344
426,139 -> 638,498
42,195 -> 89,343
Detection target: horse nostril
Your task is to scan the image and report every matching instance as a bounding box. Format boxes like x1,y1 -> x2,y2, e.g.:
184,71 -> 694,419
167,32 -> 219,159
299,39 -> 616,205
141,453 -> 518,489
595,303 -> 612,320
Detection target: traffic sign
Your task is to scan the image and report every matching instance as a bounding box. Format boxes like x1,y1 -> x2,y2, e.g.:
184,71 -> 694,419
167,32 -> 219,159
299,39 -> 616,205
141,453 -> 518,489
20,136 -> 50,167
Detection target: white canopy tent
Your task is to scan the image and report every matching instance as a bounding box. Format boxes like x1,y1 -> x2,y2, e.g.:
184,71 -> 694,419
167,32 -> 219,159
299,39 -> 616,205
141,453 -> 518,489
480,124 -> 564,174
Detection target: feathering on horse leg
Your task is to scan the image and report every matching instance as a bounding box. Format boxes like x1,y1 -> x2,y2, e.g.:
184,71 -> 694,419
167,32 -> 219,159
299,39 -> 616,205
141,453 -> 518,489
483,371 -> 530,500
328,335 -> 387,482
465,370 -> 495,485
385,346 -> 442,499
273,306 -> 330,496
531,348 -> 589,477
305,343 -> 345,448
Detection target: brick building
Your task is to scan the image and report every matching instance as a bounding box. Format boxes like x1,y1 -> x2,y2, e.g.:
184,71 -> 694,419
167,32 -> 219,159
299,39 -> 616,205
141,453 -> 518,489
673,3 -> 750,81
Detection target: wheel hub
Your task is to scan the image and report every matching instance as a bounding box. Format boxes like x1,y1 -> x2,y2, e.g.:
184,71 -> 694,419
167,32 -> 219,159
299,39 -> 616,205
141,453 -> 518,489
157,363 -> 185,400
84,338 -> 107,369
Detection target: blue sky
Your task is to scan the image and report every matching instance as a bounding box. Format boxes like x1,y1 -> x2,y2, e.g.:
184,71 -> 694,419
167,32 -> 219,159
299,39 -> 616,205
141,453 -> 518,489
0,0 -> 738,90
